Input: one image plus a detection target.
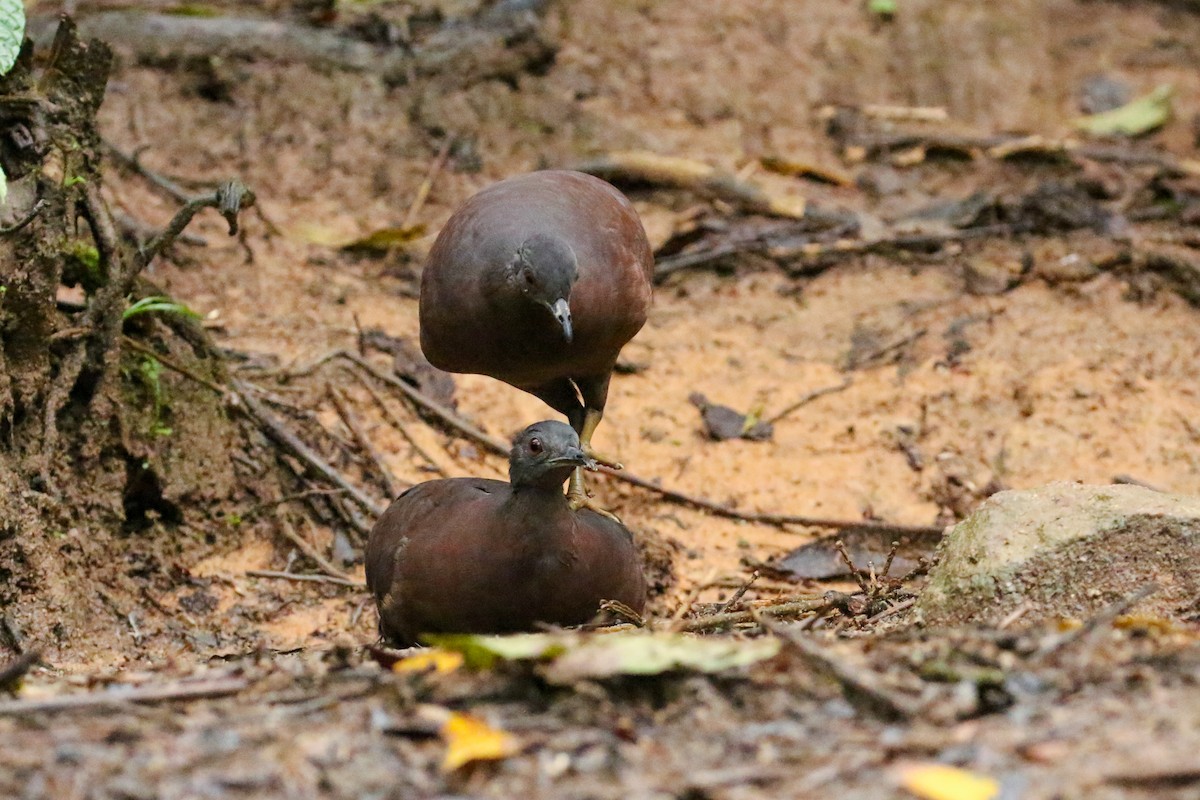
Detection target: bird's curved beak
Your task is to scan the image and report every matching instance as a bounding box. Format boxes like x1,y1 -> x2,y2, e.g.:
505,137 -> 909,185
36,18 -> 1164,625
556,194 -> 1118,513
548,446 -> 595,470
548,298 -> 573,343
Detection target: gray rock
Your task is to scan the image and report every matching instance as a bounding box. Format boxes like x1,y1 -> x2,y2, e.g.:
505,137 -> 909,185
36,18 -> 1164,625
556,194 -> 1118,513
918,482 -> 1200,626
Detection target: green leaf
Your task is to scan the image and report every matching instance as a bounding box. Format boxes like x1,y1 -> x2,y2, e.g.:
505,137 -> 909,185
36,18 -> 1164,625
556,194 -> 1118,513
123,296 -> 202,321
542,633 -> 781,684
427,630 -> 782,684
421,633 -> 568,669
868,0 -> 897,15
0,0 -> 24,76
1074,84 -> 1173,138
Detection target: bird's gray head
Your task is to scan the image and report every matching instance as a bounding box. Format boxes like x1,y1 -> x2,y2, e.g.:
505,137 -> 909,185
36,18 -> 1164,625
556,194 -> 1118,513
510,233 -> 578,343
509,420 -> 595,489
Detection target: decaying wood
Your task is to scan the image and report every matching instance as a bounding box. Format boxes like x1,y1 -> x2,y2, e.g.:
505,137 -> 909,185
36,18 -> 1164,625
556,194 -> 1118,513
33,0 -> 556,89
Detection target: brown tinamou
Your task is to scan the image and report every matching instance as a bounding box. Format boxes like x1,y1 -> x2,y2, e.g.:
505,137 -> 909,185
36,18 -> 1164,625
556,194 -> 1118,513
365,421 -> 647,646
419,170 -> 653,511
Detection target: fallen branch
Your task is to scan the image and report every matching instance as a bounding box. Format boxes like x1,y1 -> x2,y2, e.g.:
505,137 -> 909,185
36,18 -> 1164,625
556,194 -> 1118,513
1033,582 -> 1159,662
122,336 -> 225,394
41,0 -> 555,89
329,384 -> 403,498
758,612 -> 921,720
103,139 -> 193,203
765,378 -> 853,425
246,569 -> 363,589
274,517 -> 355,583
678,598 -> 826,633
312,350 -> 945,534
142,180 -> 255,265
352,370 -> 451,479
0,677 -> 249,715
712,571 -> 759,615
654,222 -> 1027,282
233,380 -> 386,518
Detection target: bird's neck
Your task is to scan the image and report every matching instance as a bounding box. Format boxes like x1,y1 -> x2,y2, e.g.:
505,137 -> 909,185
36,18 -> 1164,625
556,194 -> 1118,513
502,483 -> 572,522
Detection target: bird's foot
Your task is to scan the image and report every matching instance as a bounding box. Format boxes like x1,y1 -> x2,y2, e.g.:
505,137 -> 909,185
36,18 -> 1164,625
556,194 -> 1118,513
581,443 -> 623,471
567,488 -> 622,523
567,466 -> 622,522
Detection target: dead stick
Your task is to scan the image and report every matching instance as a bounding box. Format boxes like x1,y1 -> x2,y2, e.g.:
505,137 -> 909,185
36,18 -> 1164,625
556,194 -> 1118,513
765,378 -> 853,425
401,137 -> 454,230
234,381 -> 385,517
246,569 -> 362,588
0,677 -> 249,715
713,571 -> 759,615
122,336 -> 225,394
328,384 -> 402,497
679,598 -> 825,633
864,596 -> 916,624
329,351 -> 943,535
352,371 -> 451,479
275,518 -> 354,582
757,612 -> 919,720
1033,583 -> 1159,662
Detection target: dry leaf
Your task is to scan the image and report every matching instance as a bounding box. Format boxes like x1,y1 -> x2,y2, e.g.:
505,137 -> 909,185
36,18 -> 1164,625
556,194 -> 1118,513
440,712 -> 520,772
896,762 -> 1000,800
392,649 -> 464,675
1074,84 -> 1173,138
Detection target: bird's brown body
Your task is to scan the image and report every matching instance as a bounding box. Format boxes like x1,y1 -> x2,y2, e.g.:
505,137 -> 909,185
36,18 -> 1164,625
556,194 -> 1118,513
419,170 -> 653,412
365,477 -> 646,646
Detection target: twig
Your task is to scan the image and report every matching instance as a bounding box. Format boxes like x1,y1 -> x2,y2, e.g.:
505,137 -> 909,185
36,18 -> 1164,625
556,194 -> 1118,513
312,350 -> 944,535
713,571 -> 759,615
765,378 -> 853,425
864,596 -> 916,624
122,336 -> 225,394
274,517 -> 354,583
142,180 -> 256,265
246,569 -> 362,588
757,612 -> 920,720
678,598 -> 825,633
328,384 -> 402,498
233,381 -> 385,517
50,3 -> 556,89
1033,583 -> 1159,662
401,137 -> 454,230
0,677 -> 249,715
245,488 -> 350,517
352,371 -> 451,479
598,600 -> 645,627
103,139 -> 192,203
0,198 -> 47,234
334,351 -> 508,452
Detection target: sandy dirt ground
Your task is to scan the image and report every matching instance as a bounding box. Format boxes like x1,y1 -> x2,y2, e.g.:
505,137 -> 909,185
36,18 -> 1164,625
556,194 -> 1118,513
3,1 -> 1200,797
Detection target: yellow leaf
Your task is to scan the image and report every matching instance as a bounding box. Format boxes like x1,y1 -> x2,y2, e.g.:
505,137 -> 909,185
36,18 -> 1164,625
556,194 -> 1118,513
896,763 -> 999,800
392,649 -> 464,675
440,712 -> 519,772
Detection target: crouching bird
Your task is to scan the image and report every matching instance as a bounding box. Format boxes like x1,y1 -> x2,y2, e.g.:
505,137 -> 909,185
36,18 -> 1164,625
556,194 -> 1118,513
419,170 -> 653,514
365,420 -> 647,646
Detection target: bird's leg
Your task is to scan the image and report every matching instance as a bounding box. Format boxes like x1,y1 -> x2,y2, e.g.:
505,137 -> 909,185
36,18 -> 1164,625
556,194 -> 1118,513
566,408 -> 622,522
576,407 -> 622,469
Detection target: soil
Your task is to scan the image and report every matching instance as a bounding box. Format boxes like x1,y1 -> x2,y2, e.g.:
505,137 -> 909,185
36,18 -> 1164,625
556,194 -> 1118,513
3,1 -> 1200,797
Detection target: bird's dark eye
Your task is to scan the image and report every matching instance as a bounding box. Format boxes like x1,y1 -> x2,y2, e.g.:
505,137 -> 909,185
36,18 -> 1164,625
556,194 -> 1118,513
529,437 -> 543,454
523,270 -> 536,285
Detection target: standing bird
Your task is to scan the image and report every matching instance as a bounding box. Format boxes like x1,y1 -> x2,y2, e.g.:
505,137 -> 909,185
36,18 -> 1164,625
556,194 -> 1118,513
419,170 -> 653,513
365,421 -> 647,646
